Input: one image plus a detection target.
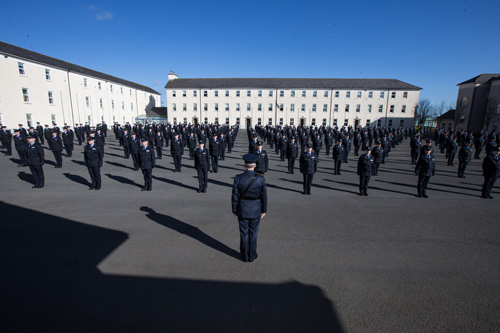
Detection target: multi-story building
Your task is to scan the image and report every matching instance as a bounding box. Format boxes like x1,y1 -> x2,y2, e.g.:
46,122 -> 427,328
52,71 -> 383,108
0,41 -> 161,128
455,74 -> 500,132
165,72 -> 421,128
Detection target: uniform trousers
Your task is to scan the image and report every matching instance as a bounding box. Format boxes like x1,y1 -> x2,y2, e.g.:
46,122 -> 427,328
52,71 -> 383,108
64,144 -> 72,157
333,159 -> 342,174
211,156 -> 218,172
131,153 -> 139,170
482,176 -> 498,197
239,217 -> 260,262
189,147 -> 195,160
16,149 -> 28,165
142,168 -> 153,190
172,155 -> 182,171
123,146 -> 130,158
417,175 -> 431,196
197,167 -> 208,191
29,165 -> 44,187
52,150 -> 62,167
372,162 -> 380,175
287,157 -> 296,173
303,173 -> 314,193
458,161 -> 468,177
359,175 -> 370,194
156,146 -> 162,159
87,166 -> 101,189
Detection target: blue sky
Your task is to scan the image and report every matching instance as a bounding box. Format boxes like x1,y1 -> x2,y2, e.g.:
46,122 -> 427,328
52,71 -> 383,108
1,0 -> 499,110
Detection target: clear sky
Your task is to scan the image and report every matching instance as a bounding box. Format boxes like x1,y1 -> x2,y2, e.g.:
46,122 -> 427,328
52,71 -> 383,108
1,0 -> 499,110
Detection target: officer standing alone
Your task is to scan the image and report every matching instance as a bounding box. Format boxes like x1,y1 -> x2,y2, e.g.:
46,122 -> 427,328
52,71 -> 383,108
26,134 -> 45,189
299,144 -> 318,195
357,146 -> 374,196
194,142 -> 209,193
232,154 -> 267,262
84,137 -> 104,190
139,139 -> 156,191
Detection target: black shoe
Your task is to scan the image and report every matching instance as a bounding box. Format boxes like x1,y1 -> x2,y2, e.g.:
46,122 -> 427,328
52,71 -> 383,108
364,193 -> 368,196
303,191 -> 307,195
141,188 -> 146,191
38,185 -> 44,189
480,195 -> 488,199
202,189 -> 206,193
488,195 -> 493,199
95,187 -> 101,191
249,254 -> 258,262
32,185 -> 38,189
89,187 -> 95,190
147,188 -> 152,191
417,194 -> 422,197
359,193 -> 364,196
422,194 -> 429,198
197,189 -> 201,193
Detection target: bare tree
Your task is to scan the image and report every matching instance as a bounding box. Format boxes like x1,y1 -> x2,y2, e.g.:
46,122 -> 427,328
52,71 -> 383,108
414,99 -> 433,129
454,97 -> 470,132
433,100 -> 447,117
483,96 -> 500,132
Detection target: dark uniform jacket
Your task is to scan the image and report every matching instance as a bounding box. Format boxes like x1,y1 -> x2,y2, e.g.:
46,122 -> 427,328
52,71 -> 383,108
187,135 -> 197,148
357,153 -> 374,176
332,144 -> 345,160
482,154 -> 500,178
194,147 -> 210,169
155,135 -> 164,147
14,135 -> 27,150
286,142 -> 299,158
415,154 -> 436,176
253,149 -> 269,173
209,139 -> 220,156
50,136 -> 63,151
84,144 -> 104,167
299,151 -> 318,174
171,138 -> 184,156
232,170 -> 267,219
26,142 -> 44,165
129,137 -> 140,153
371,146 -> 383,163
459,146 -> 472,163
139,145 -> 156,169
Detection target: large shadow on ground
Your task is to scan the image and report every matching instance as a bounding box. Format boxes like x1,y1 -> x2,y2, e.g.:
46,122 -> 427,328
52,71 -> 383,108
0,201 -> 344,332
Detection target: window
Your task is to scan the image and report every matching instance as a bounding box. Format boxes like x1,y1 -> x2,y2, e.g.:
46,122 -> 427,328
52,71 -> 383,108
225,90 -> 229,97
357,91 -> 362,98
26,114 -> 33,128
122,101 -> 125,110
258,118 -> 262,125
215,117 -> 219,124
85,97 -> 90,108
280,90 -> 284,97
182,103 -> 187,111
203,90 -> 208,97
400,120 -> 405,127
204,117 -> 208,124
356,104 -> 361,112
313,91 -> 317,98
52,114 -> 57,125
258,90 -> 262,97
333,119 -> 337,127
367,104 -> 372,113
323,104 -> 328,112
236,90 -> 240,97
172,91 -> 176,97
98,82 -> 101,90
401,105 -> 406,113
302,91 -> 306,98
215,103 -> 219,111
380,92 -> 384,98
183,90 -> 187,97
48,91 -> 54,104
301,104 -> 306,112
112,100 -> 115,109
268,103 -> 273,112
279,104 -> 284,112
194,103 -> 198,111
236,103 -> 240,111
130,89 -> 132,96
172,103 -> 176,111
247,90 -> 251,97
225,117 -> 230,125
290,103 -> 295,112
368,91 -> 373,98
204,103 -> 208,111
269,90 -> 273,97
346,91 -> 351,98
379,105 -> 383,113
279,118 -> 283,126
290,118 -> 294,126
173,117 -> 177,124
99,98 -> 103,108
390,105 -> 394,113
366,119 -> 371,127
236,117 -> 240,125
84,78 -> 88,88
121,87 -> 123,94
334,104 -> 339,112
335,91 -> 339,98
311,118 -> 316,126
291,91 -> 295,98
131,103 -> 134,110
183,117 -> 187,124
193,91 -> 197,97
344,119 -> 349,126
345,104 -> 350,112
312,104 -> 317,112
322,119 -> 327,126
45,69 -> 51,80
18,62 -> 25,75
258,103 -> 262,111
391,92 -> 396,99
268,118 -> 273,125
377,119 -> 382,127
225,103 -> 229,111
247,103 -> 251,111
324,91 -> 329,98
110,84 -> 113,92
403,92 -> 408,99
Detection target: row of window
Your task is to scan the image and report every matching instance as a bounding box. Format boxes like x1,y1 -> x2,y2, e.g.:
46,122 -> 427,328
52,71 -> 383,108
171,117 -> 404,128
171,89 -> 409,99
171,102 -> 408,114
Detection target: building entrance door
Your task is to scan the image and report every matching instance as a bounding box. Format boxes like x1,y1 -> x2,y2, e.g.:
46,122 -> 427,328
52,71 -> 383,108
246,118 -> 252,129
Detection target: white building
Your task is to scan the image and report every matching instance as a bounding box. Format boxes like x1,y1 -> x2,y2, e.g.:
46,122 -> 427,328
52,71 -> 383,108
165,73 -> 421,128
0,41 -> 161,128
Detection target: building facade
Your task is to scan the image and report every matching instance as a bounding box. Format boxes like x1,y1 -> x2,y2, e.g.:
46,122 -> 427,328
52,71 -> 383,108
165,73 -> 421,128
0,41 -> 161,128
456,74 -> 500,132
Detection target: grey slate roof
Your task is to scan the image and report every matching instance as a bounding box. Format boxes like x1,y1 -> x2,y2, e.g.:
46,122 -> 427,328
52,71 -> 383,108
437,109 -> 455,120
165,78 -> 421,91
457,74 -> 500,86
0,41 -> 160,95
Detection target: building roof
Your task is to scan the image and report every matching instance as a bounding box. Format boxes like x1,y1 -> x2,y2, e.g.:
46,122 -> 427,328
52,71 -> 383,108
165,78 -> 421,91
0,41 -> 160,95
148,107 -> 168,117
457,73 -> 500,86
437,109 -> 455,120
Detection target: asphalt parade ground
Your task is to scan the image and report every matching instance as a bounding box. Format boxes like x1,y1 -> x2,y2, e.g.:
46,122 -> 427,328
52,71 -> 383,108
1,132 -> 499,332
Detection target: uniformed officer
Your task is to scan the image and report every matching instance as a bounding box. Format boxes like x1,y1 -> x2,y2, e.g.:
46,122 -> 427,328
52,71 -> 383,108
357,146 -> 374,196
231,154 -> 267,262
481,146 -> 500,199
139,139 -> 156,191
253,141 -> 269,175
26,134 -> 45,189
458,139 -> 473,178
194,142 -> 210,193
62,127 -> 73,157
187,132 -> 197,160
299,144 -> 318,195
331,141 -> 345,175
129,132 -> 140,170
209,134 -> 220,173
286,137 -> 299,174
171,133 -> 184,172
13,129 -> 28,167
415,146 -> 436,198
50,131 -> 63,168
84,137 -> 104,190
371,142 -> 383,176
155,131 -> 164,159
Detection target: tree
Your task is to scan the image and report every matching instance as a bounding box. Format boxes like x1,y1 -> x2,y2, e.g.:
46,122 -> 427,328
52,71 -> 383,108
483,96 -> 500,132
414,99 -> 433,128
454,97 -> 470,132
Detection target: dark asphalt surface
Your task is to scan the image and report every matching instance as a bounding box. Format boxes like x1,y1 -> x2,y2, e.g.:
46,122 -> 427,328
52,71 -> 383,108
1,133 -> 499,332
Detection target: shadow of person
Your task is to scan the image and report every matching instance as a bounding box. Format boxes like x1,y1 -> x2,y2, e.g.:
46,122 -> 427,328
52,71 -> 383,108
105,174 -> 143,188
63,173 -> 91,187
17,171 -> 34,184
140,206 -> 240,260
